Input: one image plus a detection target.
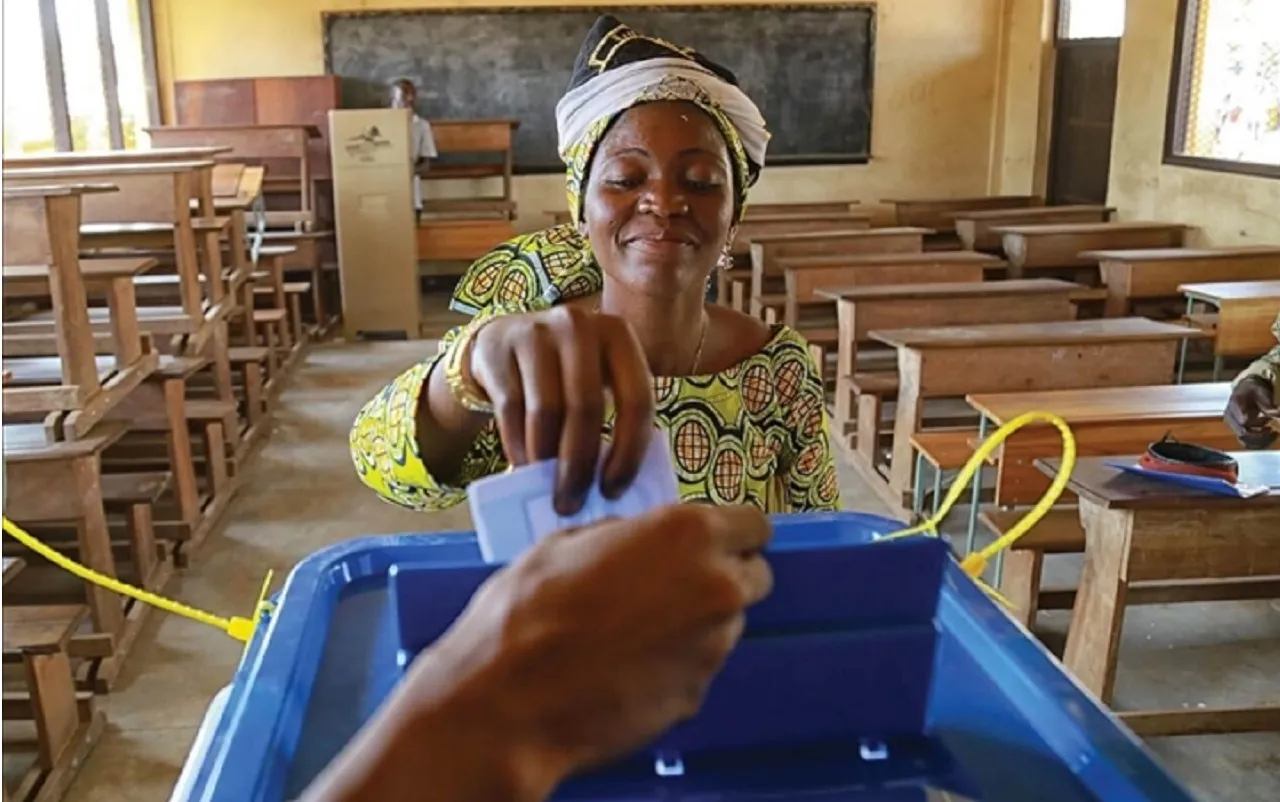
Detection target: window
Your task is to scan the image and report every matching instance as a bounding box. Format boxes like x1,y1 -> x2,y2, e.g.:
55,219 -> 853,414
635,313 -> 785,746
1166,0 -> 1280,178
1058,0 -> 1126,40
1,0 -> 159,154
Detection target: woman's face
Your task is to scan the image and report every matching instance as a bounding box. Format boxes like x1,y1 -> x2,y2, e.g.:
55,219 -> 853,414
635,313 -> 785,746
581,101 -> 735,299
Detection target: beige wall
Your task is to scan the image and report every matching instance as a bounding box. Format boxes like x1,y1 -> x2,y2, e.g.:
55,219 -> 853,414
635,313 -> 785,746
1107,0 -> 1280,246
153,0 -> 1007,230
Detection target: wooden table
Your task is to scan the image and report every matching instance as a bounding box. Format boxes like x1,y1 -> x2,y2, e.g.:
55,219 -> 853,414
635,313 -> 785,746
1034,453 -> 1280,737
868,318 -> 1205,509
1085,246 -> 1280,318
1179,280 -> 1280,380
882,195 -> 1041,231
996,222 -> 1188,277
950,204 -> 1114,251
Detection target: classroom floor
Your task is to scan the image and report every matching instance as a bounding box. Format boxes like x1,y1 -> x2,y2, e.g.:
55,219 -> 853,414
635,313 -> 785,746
49,296 -> 1280,802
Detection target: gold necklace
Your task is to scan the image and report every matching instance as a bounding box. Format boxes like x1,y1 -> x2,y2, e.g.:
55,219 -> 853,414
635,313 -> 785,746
593,301 -> 709,375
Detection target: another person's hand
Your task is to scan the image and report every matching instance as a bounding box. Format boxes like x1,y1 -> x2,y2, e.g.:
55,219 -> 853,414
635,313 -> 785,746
302,504 -> 774,802
1225,376 -> 1279,450
469,306 -> 656,513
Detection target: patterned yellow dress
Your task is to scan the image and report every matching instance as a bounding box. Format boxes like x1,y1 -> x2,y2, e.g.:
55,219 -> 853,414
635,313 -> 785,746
349,227 -> 840,514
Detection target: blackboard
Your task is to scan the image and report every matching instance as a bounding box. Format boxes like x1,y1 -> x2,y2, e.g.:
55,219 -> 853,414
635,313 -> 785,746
324,5 -> 875,173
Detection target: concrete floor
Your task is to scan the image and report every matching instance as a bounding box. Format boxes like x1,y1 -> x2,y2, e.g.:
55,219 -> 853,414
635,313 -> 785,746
47,322 -> 1280,801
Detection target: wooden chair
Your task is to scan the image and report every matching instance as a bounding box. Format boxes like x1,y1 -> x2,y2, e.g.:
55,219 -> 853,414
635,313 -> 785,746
417,119 -> 522,264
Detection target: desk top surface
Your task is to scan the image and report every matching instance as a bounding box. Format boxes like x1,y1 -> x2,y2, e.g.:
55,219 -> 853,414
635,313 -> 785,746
1082,246 -> 1280,262
1179,280 -> 1280,303
992,221 -> 1187,236
1037,452 -> 1280,510
967,382 -> 1232,425
819,278 -> 1078,302
949,204 -> 1114,221
870,317 -> 1201,349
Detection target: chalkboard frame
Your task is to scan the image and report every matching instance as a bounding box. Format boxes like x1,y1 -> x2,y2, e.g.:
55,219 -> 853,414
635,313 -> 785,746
321,4 -> 877,174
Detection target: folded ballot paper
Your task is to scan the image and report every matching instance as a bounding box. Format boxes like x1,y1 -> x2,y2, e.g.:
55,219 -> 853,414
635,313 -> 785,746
468,433 -> 680,563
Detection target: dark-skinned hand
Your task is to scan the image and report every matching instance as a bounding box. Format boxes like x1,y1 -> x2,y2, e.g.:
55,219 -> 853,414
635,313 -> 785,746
1225,375 -> 1279,450
468,305 -> 656,514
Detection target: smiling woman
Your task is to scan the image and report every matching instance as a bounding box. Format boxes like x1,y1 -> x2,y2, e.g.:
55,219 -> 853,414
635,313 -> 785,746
349,15 -> 839,517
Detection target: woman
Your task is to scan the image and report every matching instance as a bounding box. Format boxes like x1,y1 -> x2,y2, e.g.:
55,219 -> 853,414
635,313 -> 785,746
350,15 -> 839,516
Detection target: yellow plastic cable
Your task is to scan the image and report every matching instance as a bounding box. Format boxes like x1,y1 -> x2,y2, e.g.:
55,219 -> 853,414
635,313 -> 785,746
1,516 -> 273,644
1,411 -> 1074,637
877,410 -> 1078,607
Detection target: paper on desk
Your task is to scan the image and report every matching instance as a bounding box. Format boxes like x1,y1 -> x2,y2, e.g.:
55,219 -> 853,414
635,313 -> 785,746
468,433 -> 680,563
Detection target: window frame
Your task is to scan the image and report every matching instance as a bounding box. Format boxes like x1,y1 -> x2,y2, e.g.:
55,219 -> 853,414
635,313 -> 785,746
10,0 -> 161,153
1162,0 -> 1280,179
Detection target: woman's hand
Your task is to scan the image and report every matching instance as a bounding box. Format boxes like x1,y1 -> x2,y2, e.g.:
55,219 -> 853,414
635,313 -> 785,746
1225,376 -> 1279,450
303,504 -> 774,802
469,306 -> 656,514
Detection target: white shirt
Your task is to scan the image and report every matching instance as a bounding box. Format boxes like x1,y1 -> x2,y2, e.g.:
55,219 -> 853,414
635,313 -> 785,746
411,115 -> 439,211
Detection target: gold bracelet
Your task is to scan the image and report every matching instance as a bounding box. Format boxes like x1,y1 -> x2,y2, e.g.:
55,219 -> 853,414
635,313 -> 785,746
444,320 -> 494,414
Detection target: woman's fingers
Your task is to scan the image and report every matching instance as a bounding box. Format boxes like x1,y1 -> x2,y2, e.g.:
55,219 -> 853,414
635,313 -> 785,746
554,320 -> 607,515
598,316 -> 657,498
520,323 -> 566,466
488,350 -> 530,467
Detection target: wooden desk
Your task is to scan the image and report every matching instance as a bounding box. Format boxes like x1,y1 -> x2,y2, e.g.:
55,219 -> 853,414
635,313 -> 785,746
823,279 -> 1082,447
968,381 -> 1238,507
3,421 -> 130,651
1180,280 -> 1280,368
748,228 -> 932,318
1034,453 -> 1280,737
870,318 -> 1204,505
883,195 -> 1041,231
1085,246 -> 1280,317
2,146 -> 232,169
996,222 -> 1188,277
950,204 -> 1114,252
780,251 -> 1007,326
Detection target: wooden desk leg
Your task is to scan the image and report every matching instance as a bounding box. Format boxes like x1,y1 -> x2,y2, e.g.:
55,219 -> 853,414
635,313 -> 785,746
731,279 -> 746,313
1062,498 -> 1132,704
104,277 -> 143,368
887,349 -> 925,500
162,378 -> 201,526
229,209 -> 256,348
71,456 -> 125,640
833,303 -> 857,432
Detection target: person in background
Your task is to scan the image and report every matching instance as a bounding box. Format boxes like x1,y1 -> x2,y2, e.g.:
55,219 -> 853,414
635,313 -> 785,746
389,78 -> 439,221
351,16 -> 839,518
300,504 -> 774,802
1225,312 -> 1280,449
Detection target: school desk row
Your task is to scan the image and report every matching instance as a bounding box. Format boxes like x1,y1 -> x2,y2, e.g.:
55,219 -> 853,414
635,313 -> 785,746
1,171 -> 319,802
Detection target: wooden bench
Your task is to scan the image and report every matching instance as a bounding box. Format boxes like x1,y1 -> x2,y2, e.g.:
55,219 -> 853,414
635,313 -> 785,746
1085,246 -> 1280,318
909,430 -> 996,518
720,212 -> 875,309
950,204 -> 1114,252
995,221 -> 1189,279
748,228 -> 933,319
2,597 -> 104,802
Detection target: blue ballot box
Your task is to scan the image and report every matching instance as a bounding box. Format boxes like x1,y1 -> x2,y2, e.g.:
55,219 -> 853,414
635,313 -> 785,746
174,512 -> 1196,802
